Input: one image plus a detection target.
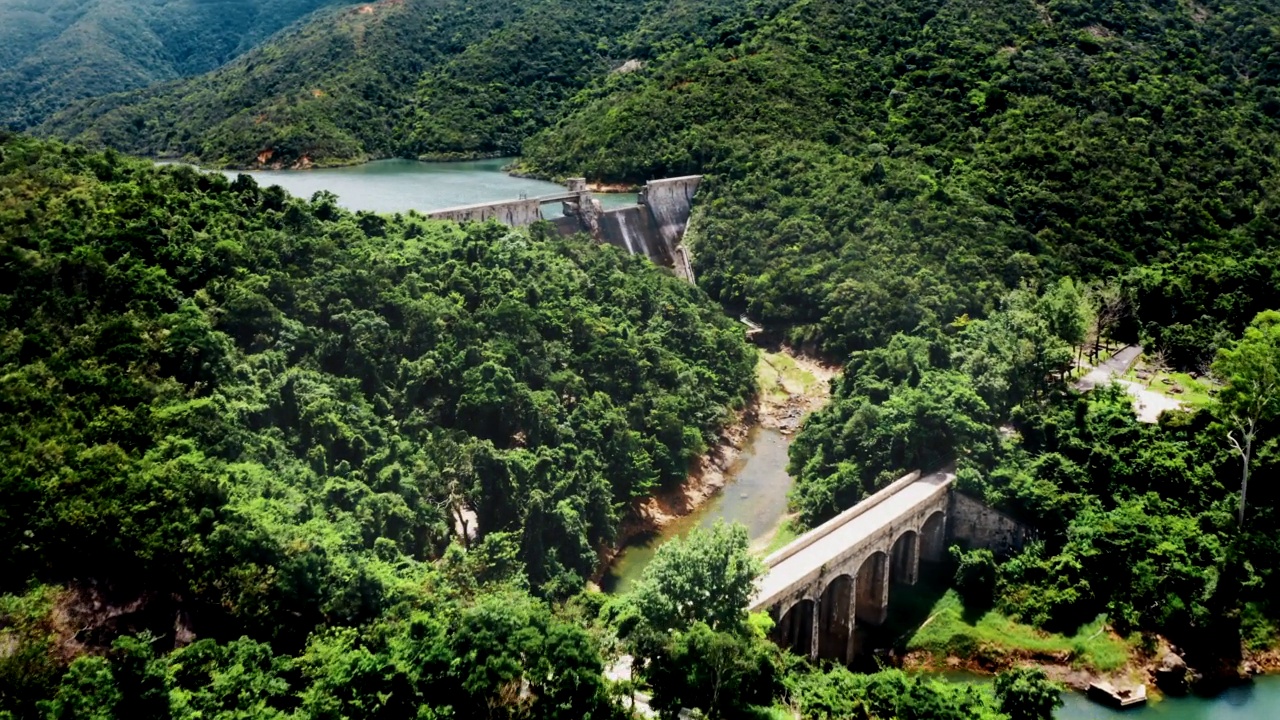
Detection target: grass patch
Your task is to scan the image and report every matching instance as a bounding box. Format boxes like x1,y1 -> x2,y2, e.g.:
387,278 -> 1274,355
906,590 -> 1131,673
761,519 -> 802,556
757,352 -> 818,400
743,706 -> 795,720
1124,365 -> 1217,409
1242,602 -> 1280,653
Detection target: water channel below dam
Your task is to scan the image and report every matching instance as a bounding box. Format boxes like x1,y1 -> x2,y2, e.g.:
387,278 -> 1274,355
205,157 -> 1280,720
602,426 -> 795,594
941,672 -> 1280,720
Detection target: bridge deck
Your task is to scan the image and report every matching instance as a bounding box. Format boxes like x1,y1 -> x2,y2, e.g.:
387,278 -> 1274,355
753,469 -> 953,609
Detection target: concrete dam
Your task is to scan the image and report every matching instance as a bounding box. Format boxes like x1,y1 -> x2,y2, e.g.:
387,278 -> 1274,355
427,176 -> 701,282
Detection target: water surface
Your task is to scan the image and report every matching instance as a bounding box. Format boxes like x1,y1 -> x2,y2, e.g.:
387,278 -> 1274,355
218,158 -> 581,214
1056,677 -> 1280,719
603,427 -> 794,594
935,671 -> 1280,719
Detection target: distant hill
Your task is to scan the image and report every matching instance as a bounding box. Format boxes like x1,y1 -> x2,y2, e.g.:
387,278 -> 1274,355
39,0 -> 755,168
0,0 -> 348,129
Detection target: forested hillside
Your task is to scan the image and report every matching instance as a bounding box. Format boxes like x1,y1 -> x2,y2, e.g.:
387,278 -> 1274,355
523,0 -> 1280,363
0,129 -> 752,679
788,282 -> 1280,680
0,134 -> 1072,720
41,0 -> 758,168
0,0 -> 347,129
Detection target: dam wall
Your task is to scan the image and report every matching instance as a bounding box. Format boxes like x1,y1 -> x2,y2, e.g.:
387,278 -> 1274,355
426,175 -> 702,282
639,176 -> 702,250
597,205 -> 675,267
428,197 -> 544,226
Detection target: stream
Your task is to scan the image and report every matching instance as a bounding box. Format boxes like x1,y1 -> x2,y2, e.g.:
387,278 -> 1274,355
940,672 -> 1280,719
602,426 -> 795,594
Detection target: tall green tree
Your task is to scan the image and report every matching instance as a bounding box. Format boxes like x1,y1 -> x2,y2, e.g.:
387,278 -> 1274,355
629,521 -> 764,634
645,621 -> 778,720
1213,310 -> 1280,525
993,667 -> 1062,720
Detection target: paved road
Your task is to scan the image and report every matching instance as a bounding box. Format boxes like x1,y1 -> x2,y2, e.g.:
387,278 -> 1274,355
1074,345 -> 1183,422
1076,345 -> 1142,391
752,469 -> 954,610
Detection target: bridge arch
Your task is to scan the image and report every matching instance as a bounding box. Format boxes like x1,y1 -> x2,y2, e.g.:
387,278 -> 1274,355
854,551 -> 889,627
771,598 -> 815,657
890,530 -> 920,587
920,510 -> 947,563
816,574 -> 855,661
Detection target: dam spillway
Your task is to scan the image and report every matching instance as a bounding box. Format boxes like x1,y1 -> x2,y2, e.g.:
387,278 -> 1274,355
427,176 -> 702,282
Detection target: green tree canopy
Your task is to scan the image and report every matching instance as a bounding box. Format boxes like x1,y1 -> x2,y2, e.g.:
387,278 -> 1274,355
629,521 -> 764,635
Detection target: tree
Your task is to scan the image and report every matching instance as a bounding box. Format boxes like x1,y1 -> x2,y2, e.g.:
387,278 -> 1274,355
44,657 -> 120,720
1212,310 -> 1280,525
1040,278 -> 1090,376
629,521 -> 764,634
645,620 -> 779,720
993,667 -> 1062,720
1086,282 -> 1128,366
952,547 -> 997,612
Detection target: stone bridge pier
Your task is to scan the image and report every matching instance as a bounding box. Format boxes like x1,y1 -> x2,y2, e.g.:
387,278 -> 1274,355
751,468 -> 1027,664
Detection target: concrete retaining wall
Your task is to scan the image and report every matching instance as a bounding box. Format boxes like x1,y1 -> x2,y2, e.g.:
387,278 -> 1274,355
948,491 -> 1030,555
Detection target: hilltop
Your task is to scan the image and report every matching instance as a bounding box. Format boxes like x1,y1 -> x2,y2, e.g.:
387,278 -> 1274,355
40,0 -> 756,168
0,0 -> 347,129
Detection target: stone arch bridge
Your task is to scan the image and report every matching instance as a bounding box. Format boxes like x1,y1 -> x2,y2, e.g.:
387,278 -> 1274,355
750,468 -> 1028,664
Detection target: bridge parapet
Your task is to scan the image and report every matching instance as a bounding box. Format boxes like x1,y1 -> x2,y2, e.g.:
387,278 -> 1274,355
763,470 -> 921,570
752,466 -> 1028,665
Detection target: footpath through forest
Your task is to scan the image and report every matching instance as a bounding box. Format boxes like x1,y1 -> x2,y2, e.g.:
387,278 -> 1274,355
1076,345 -> 1185,422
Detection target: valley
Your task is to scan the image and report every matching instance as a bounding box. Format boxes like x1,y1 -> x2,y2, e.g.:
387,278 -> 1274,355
2,0 -> 1280,717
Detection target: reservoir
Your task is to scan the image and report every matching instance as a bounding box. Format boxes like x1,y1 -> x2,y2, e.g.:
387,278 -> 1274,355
219,157 -> 637,214
602,426 -> 795,594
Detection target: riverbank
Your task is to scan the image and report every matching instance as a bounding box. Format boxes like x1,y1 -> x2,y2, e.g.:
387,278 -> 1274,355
593,348 -> 837,586
896,587 -> 1280,700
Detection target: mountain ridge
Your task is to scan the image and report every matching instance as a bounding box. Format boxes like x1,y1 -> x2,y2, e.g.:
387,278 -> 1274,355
0,0 -> 352,129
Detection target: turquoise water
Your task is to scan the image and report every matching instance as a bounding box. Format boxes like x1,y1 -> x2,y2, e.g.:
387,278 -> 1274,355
936,671 -> 1280,719
217,157 -> 637,215
1056,677 -> 1280,719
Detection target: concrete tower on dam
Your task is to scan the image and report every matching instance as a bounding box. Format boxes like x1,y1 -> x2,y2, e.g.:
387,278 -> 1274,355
427,176 -> 702,282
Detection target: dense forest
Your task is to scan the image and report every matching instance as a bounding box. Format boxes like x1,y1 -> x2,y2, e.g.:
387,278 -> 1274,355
0,0 -> 347,129
523,0 -> 1280,361
0,133 -> 1072,719
5,0 -> 1280,715
40,0 -> 759,168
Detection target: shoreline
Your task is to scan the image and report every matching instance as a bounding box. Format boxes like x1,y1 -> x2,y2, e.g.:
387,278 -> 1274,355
902,642 -> 1280,696
152,152 -> 513,173
164,154 -> 641,196
591,348 -> 838,586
